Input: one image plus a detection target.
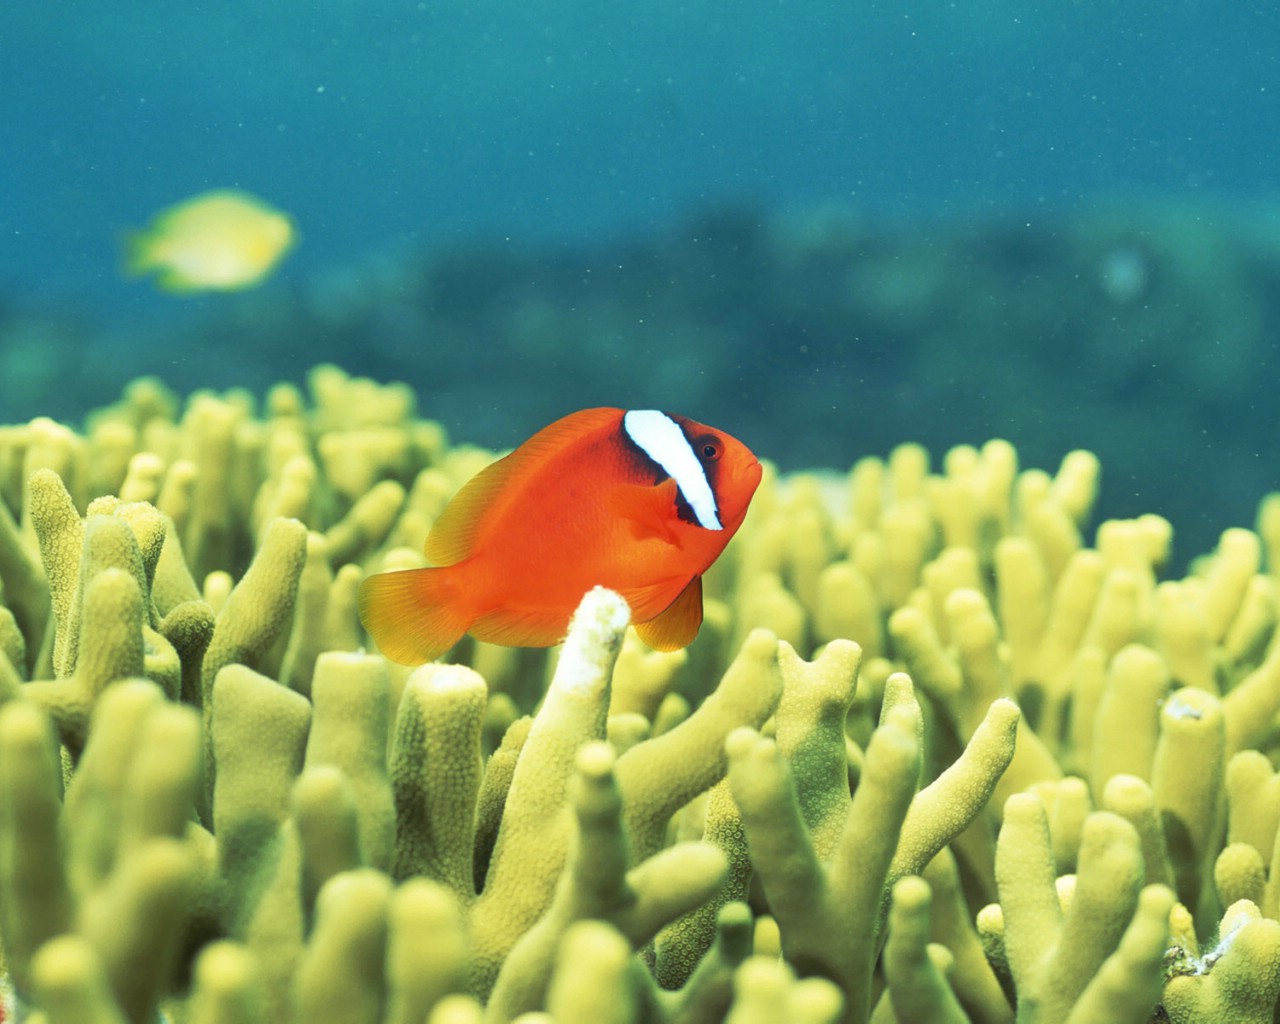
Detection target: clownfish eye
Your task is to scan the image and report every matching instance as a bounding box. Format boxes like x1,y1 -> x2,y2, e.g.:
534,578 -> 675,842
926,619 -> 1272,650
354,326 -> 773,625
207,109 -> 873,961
697,436 -> 721,462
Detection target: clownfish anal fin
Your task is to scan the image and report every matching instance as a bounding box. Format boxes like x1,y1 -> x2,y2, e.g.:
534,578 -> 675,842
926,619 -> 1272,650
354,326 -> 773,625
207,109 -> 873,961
634,575 -> 703,651
470,605 -> 573,649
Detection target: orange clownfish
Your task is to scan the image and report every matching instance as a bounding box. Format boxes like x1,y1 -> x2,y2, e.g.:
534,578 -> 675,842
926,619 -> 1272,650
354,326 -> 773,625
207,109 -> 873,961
359,407 -> 762,665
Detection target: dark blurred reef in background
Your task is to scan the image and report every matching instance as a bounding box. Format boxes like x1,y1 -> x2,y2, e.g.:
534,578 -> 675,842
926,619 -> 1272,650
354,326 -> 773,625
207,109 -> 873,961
3,198 -> 1277,567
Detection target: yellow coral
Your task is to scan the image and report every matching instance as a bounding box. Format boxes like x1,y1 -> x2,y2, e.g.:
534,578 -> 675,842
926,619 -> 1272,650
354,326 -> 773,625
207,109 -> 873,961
3,367 -> 1280,1022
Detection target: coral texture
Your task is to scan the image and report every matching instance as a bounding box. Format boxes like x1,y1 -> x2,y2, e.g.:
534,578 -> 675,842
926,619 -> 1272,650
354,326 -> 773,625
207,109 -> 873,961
0,365 -> 1279,1023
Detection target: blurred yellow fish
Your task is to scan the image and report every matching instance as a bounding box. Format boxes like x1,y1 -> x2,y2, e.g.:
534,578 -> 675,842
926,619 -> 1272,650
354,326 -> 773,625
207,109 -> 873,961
124,189 -> 295,294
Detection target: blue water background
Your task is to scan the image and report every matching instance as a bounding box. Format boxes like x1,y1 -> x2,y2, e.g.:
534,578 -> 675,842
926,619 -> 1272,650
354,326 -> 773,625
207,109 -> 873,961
10,2 -> 1274,309
4,1 -> 1280,560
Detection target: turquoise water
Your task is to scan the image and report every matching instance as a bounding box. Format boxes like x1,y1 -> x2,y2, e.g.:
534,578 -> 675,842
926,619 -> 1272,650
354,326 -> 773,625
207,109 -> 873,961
4,2 -> 1279,560
9,3 -> 1274,307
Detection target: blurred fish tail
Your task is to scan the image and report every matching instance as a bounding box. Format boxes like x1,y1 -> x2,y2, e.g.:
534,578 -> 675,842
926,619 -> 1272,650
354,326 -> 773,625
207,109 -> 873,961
120,228 -> 154,278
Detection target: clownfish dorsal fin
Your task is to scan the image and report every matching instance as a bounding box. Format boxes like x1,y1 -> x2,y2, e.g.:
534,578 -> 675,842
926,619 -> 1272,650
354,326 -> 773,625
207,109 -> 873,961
425,455 -> 521,565
426,407 -> 623,565
634,575 -> 704,651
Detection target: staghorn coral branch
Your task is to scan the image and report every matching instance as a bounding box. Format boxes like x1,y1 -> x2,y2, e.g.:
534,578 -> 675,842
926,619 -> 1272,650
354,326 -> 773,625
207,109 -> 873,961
1062,885 -> 1173,1024
389,662 -> 488,895
470,587 -> 630,997
878,876 -> 969,1024
727,706 -> 919,1024
616,628 -> 782,862
0,700 -> 74,994
488,741 -> 728,1022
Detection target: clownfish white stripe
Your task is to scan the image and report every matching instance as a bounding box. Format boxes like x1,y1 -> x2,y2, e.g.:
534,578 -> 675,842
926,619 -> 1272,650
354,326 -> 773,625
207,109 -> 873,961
622,409 -> 723,531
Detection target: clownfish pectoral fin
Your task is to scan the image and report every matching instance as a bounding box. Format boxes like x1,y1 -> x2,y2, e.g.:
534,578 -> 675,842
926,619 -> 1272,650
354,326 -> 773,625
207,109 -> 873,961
633,575 -> 704,652
358,566 -> 471,666
607,478 -> 682,542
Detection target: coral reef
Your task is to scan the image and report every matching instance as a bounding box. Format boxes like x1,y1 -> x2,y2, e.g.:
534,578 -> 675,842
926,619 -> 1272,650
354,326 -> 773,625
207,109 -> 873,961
1,364 -> 1280,1022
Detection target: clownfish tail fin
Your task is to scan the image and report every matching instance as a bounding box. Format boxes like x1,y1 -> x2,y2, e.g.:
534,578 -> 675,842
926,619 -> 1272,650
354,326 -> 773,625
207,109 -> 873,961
358,566 -> 470,665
